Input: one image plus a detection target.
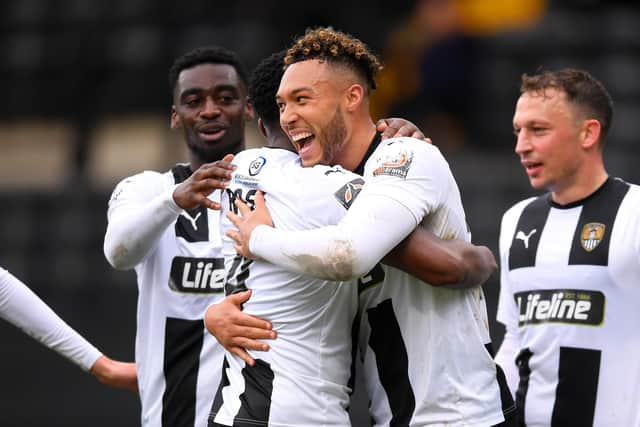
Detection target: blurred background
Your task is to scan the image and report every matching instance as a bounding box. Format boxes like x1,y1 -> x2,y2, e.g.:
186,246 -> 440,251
1,0 -> 639,425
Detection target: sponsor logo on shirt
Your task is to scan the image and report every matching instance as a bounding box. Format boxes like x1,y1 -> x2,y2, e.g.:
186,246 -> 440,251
249,156 -> 266,176
334,178 -> 365,210
169,257 -> 225,293
515,228 -> 537,249
372,149 -> 413,179
232,174 -> 259,188
580,222 -> 605,252
515,289 -> 605,327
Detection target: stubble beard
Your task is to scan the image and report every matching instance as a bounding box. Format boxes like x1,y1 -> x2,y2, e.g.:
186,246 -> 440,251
319,107 -> 348,167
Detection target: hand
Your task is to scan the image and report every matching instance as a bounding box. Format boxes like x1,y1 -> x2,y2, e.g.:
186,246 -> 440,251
89,355 -> 138,393
204,290 -> 276,367
226,191 -> 273,259
376,118 -> 432,144
173,154 -> 236,210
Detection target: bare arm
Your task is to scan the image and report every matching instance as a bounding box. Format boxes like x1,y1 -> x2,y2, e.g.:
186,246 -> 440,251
382,227 -> 497,288
89,356 -> 138,393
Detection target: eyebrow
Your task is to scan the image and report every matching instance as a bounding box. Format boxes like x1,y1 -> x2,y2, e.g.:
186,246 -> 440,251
276,86 -> 312,101
180,84 -> 241,100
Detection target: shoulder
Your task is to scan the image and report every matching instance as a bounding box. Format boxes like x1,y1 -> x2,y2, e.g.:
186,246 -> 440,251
501,196 -> 540,225
368,137 -> 446,178
109,169 -> 171,203
233,147 -> 297,171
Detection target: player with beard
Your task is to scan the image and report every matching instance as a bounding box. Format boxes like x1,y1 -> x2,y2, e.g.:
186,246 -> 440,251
205,49 -> 500,427
103,45 -> 435,427
225,28 -> 516,426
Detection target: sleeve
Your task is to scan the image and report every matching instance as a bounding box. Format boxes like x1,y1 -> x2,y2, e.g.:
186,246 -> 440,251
358,138 -> 450,225
248,140 -> 448,281
104,171 -> 183,270
249,194 -> 417,280
494,210 -> 521,398
0,268 -> 102,371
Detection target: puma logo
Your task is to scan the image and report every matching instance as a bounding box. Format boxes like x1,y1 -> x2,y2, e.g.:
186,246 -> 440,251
516,229 -> 537,249
180,211 -> 202,230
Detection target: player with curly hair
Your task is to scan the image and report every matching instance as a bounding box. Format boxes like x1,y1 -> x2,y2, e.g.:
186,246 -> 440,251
223,27 -> 516,426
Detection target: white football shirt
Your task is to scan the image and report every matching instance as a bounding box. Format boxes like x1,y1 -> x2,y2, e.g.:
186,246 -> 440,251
209,147 -> 361,427
249,136 -> 515,426
496,178 -> 640,427
105,164 -> 226,427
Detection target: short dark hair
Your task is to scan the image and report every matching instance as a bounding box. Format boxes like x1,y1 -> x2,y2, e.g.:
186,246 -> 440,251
168,46 -> 249,93
521,68 -> 614,142
284,27 -> 382,92
249,50 -> 286,125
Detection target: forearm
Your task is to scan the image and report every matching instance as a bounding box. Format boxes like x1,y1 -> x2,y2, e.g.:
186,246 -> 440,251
104,187 -> 182,269
250,194 -> 417,280
0,269 -> 102,371
383,229 -> 496,288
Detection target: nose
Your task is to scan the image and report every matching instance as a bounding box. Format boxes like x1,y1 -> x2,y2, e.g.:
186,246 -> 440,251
201,97 -> 221,118
514,129 -> 530,156
279,103 -> 297,129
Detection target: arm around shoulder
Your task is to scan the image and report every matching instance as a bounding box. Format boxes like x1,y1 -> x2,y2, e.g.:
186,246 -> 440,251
383,227 -> 497,288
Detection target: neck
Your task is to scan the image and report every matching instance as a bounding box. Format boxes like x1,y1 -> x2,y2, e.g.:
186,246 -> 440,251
551,157 -> 608,205
337,117 -> 377,172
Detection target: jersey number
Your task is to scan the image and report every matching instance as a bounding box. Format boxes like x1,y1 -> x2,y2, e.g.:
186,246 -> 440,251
226,188 -> 257,215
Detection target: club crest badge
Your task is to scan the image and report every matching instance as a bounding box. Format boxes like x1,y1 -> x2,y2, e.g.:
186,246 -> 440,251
249,156 -> 266,176
580,222 -> 605,252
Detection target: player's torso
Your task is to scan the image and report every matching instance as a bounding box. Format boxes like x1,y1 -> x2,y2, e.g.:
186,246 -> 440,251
502,178 -> 640,426
133,164 -> 226,427
357,139 -> 510,426
213,148 -> 360,426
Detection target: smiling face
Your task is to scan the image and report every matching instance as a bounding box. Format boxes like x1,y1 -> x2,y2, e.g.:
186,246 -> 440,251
276,60 -> 349,167
171,63 -> 253,168
512,88 -> 586,194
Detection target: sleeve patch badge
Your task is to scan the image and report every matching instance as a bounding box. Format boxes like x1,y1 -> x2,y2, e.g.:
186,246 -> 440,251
249,156 -> 267,176
334,178 -> 365,210
372,149 -> 413,179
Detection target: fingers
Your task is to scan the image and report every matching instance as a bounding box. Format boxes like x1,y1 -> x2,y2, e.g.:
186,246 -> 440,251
227,210 -> 243,230
253,191 -> 266,210
235,198 -> 252,216
375,118 -> 389,133
231,347 -> 257,367
228,289 -> 253,306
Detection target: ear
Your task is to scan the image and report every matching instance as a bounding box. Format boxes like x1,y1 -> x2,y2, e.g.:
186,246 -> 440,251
344,83 -> 365,112
257,118 -> 268,138
245,97 -> 255,120
581,119 -> 601,150
170,105 -> 180,129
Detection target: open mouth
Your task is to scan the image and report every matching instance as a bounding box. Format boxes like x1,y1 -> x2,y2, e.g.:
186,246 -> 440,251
523,161 -> 543,175
291,131 -> 315,151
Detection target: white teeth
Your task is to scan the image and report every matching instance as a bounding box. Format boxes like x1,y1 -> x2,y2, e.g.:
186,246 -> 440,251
291,131 -> 313,142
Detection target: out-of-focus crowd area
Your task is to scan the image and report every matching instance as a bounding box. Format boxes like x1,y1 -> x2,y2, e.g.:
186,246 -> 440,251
1,0 -> 638,425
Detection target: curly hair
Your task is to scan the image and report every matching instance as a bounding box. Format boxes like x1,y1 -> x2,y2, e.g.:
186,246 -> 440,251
168,46 -> 249,94
284,27 -> 382,92
521,68 -> 614,141
249,50 -> 286,125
